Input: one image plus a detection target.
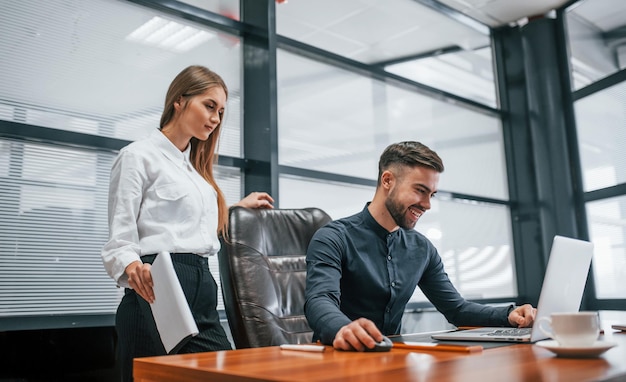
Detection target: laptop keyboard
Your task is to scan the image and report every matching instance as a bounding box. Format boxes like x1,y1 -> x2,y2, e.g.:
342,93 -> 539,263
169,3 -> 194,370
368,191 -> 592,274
485,328 -> 532,337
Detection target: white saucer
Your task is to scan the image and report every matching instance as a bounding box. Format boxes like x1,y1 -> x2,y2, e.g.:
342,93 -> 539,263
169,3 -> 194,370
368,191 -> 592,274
535,340 -> 617,358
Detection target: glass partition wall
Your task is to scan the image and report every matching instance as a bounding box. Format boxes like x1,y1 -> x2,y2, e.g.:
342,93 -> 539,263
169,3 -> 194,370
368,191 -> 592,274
275,0 -> 516,306
565,0 -> 626,305
2,0 -> 623,333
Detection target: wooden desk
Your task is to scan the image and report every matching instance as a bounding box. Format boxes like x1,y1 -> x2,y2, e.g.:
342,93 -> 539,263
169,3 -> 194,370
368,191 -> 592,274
135,313 -> 626,382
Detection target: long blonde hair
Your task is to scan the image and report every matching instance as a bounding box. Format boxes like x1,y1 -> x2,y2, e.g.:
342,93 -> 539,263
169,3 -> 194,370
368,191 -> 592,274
159,65 -> 230,236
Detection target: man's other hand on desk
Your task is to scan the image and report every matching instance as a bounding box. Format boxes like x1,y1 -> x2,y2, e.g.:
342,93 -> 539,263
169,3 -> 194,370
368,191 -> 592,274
332,318 -> 385,352
508,304 -> 537,328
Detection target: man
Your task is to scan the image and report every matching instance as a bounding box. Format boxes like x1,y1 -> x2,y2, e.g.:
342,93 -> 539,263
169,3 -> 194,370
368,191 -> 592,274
304,141 -> 536,351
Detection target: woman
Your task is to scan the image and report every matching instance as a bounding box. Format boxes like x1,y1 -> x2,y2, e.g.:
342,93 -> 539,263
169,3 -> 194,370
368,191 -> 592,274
101,65 -> 273,381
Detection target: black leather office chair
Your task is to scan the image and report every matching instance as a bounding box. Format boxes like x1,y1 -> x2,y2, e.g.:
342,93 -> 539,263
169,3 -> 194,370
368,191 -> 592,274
218,206 -> 332,349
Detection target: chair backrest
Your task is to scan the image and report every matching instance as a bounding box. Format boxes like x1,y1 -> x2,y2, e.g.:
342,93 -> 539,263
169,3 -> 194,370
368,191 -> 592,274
218,206 -> 332,349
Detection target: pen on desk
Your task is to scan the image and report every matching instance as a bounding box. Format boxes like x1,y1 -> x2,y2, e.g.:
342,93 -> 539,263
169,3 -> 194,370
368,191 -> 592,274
456,326 -> 482,330
392,342 -> 483,353
280,344 -> 326,352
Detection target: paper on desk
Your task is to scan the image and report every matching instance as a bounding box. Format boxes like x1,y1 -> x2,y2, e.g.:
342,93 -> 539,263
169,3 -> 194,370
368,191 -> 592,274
150,251 -> 199,354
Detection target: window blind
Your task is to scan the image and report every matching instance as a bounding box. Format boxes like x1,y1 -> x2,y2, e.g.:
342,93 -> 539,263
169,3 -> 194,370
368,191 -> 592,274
0,138 -> 120,317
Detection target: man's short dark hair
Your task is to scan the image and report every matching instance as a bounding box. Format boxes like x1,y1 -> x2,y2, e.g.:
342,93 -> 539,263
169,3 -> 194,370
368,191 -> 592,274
377,141 -> 444,185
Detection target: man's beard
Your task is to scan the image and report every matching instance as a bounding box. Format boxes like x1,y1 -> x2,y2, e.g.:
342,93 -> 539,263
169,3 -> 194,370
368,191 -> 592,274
384,189 -> 417,230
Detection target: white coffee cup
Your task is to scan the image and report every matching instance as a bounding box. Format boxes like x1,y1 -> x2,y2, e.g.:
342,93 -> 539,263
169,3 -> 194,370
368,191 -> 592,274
537,311 -> 600,347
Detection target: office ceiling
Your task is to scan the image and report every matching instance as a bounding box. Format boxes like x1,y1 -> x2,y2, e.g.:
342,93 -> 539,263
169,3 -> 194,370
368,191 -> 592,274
437,0 -> 571,27
273,0 -> 586,67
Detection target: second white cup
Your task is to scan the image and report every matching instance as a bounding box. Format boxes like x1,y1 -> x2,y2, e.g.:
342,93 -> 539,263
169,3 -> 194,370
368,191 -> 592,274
537,311 -> 600,347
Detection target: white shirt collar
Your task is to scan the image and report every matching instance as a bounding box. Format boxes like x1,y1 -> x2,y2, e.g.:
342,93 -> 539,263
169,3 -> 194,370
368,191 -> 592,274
150,129 -> 192,166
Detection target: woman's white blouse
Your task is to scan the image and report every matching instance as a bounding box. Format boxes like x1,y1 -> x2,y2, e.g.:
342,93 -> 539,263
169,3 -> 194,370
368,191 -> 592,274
101,130 -> 220,288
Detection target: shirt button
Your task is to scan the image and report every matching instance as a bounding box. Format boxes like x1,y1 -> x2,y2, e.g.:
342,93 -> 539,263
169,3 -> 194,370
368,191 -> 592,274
391,281 -> 396,287
387,256 -> 392,261
386,308 -> 390,313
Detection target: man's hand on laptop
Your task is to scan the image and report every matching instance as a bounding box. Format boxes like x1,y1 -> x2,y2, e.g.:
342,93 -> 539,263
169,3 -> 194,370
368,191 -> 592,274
508,304 -> 537,327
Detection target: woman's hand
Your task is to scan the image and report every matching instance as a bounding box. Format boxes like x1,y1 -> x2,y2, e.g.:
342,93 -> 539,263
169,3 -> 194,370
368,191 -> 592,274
125,260 -> 155,303
234,192 -> 274,209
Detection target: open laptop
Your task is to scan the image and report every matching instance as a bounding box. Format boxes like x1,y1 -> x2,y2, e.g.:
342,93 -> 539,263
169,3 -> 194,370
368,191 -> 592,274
431,235 -> 594,343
